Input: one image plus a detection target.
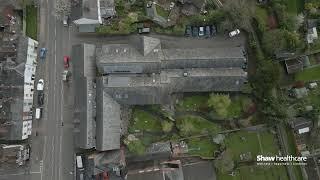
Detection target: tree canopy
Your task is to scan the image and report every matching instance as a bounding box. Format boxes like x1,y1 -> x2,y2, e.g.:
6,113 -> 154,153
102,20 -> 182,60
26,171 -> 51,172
208,94 -> 231,118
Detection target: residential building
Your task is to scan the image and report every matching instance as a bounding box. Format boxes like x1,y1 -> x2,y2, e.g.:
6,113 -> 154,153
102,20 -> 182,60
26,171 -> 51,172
72,0 -> 115,32
0,144 -> 30,167
306,24 -> 318,44
0,36 -> 38,140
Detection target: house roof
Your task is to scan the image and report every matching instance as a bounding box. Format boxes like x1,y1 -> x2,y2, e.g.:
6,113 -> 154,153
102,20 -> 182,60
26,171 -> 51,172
0,36 -> 35,141
72,43 -> 97,149
285,58 -> 303,74
307,27 -> 318,44
291,117 -> 312,133
96,77 -> 121,151
182,161 -> 216,180
73,0 -> 99,21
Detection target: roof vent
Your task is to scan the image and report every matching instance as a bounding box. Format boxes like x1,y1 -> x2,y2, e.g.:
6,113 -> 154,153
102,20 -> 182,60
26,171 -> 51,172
124,49 -> 127,53
183,72 -> 188,77
153,49 -> 159,52
116,49 -> 119,53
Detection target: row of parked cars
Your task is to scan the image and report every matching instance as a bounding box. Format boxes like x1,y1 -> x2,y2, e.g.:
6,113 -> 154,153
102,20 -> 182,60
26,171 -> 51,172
185,25 -> 241,38
185,25 -> 217,37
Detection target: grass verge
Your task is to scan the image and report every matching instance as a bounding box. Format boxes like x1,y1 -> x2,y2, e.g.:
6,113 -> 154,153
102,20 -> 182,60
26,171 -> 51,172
26,5 -> 37,40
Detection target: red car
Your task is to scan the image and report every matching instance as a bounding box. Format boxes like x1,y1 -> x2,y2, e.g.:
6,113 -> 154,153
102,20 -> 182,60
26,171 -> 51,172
63,56 -> 70,68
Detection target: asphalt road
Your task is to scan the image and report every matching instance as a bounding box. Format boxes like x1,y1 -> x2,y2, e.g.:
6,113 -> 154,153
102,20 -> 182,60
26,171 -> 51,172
0,0 -> 75,179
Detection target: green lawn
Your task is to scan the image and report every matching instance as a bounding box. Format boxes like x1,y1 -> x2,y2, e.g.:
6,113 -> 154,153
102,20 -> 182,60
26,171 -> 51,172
176,115 -> 221,136
187,137 -> 218,158
295,66 -> 320,81
259,132 -> 279,155
255,7 -> 268,32
129,109 -> 163,133
286,0 -> 304,14
225,131 -> 279,162
286,127 -> 304,180
26,5 -> 38,40
155,5 -> 170,18
176,95 -> 209,111
218,165 -> 289,180
225,131 -> 261,161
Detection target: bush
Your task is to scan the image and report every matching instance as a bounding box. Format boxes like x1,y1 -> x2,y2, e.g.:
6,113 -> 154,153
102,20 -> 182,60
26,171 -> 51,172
126,139 -> 146,155
161,121 -> 174,133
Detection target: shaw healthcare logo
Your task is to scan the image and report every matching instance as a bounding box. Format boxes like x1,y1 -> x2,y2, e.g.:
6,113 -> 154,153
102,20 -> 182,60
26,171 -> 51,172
256,155 -> 307,166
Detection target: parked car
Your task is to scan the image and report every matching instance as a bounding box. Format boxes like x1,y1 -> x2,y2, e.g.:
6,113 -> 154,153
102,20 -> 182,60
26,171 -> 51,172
205,26 -> 211,38
199,26 -> 204,36
64,56 -> 70,68
138,27 -> 150,34
37,79 -> 44,91
35,108 -> 42,119
39,48 -> 47,60
211,25 -> 217,36
229,29 -> 240,37
185,25 -> 192,37
192,26 -> 198,37
38,92 -> 44,106
63,16 -> 68,27
62,70 -> 70,81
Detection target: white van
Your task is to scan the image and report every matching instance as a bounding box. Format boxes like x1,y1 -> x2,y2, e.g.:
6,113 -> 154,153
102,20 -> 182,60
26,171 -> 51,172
35,108 -> 42,119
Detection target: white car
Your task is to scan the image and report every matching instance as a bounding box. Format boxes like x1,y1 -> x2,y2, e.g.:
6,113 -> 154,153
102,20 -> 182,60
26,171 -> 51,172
199,26 -> 204,36
229,29 -> 240,37
63,16 -> 68,27
37,79 -> 44,91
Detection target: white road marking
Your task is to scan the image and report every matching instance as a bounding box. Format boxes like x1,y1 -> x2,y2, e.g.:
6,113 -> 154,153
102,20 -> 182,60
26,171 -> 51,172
41,136 -> 47,180
0,172 -> 41,177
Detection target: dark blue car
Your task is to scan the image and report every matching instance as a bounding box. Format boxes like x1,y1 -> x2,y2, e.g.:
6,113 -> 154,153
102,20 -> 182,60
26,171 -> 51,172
40,48 -> 47,60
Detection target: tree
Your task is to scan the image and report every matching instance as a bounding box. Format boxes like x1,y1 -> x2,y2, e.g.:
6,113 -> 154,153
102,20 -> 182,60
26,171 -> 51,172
55,0 -> 71,20
214,149 -> 234,173
223,0 -> 256,32
208,94 -> 231,118
262,29 -> 302,55
161,121 -> 174,133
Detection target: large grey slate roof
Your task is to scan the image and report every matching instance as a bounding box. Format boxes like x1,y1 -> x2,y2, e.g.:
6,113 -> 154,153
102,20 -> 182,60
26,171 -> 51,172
96,77 -> 121,151
161,68 -> 247,92
96,36 -> 162,64
72,43 -> 97,149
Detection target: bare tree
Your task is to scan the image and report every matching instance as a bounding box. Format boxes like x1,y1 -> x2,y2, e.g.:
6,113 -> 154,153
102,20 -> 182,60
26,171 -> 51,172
55,0 -> 71,20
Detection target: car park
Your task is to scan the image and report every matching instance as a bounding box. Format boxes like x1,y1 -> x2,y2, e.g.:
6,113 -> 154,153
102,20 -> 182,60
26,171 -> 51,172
185,25 -> 192,37
37,79 -> 44,91
192,26 -> 198,37
64,56 -> 70,68
39,48 -> 47,60
198,26 -> 204,36
229,29 -> 240,37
